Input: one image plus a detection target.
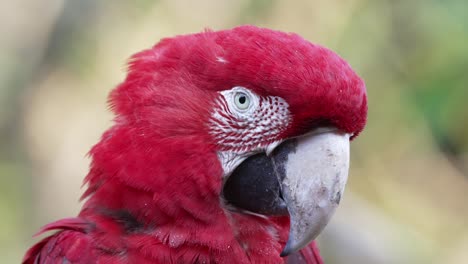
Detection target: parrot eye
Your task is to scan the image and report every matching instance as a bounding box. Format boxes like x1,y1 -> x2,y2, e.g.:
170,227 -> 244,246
234,92 -> 251,110
218,86 -> 259,116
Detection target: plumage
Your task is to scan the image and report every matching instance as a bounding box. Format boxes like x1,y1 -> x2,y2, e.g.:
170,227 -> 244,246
23,25 -> 366,263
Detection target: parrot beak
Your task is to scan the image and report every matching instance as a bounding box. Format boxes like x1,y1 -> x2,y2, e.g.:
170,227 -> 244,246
222,128 -> 350,256
275,130 -> 350,256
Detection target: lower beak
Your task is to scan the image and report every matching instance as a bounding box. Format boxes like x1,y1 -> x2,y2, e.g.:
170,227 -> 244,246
275,131 -> 350,256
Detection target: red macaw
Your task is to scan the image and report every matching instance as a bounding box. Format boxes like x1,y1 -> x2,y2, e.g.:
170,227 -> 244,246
23,25 -> 367,263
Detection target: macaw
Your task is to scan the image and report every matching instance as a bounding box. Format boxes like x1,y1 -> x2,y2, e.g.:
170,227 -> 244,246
23,25 -> 367,264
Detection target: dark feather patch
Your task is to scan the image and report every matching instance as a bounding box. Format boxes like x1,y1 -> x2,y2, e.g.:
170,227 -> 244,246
100,209 -> 144,233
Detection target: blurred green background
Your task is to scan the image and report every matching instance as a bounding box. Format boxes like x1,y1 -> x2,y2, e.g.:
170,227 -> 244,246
1,0 -> 467,263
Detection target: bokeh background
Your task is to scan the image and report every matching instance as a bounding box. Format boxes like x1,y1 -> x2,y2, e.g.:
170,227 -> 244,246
1,0 -> 467,263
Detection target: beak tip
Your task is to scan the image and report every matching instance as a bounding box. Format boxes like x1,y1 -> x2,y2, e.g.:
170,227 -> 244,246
279,239 -> 294,257
280,247 -> 291,257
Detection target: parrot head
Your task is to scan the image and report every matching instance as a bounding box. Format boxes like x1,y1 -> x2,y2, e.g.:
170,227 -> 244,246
83,25 -> 367,261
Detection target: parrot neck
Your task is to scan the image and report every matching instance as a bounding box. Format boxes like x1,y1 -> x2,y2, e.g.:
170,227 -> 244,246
81,125 -> 225,226
80,164 -> 289,263
79,125 -> 289,262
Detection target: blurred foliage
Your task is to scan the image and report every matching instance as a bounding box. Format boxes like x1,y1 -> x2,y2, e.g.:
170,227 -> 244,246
1,0 -> 467,263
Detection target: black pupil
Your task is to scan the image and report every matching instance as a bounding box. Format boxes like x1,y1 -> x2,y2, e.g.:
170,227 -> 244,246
238,95 -> 246,104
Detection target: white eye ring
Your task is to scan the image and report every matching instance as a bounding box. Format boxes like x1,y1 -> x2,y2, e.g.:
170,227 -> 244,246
233,92 -> 251,110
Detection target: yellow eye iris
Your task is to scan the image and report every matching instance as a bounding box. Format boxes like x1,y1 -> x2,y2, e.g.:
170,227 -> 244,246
234,92 -> 250,110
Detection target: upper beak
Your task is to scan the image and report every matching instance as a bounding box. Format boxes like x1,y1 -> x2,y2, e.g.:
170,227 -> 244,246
222,129 -> 350,256
275,130 -> 350,256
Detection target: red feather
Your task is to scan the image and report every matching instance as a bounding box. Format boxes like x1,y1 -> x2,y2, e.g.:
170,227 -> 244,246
24,25 -> 366,263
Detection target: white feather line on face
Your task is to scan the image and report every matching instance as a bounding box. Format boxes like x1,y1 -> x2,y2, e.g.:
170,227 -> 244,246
209,86 -> 291,177
217,151 -> 250,178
